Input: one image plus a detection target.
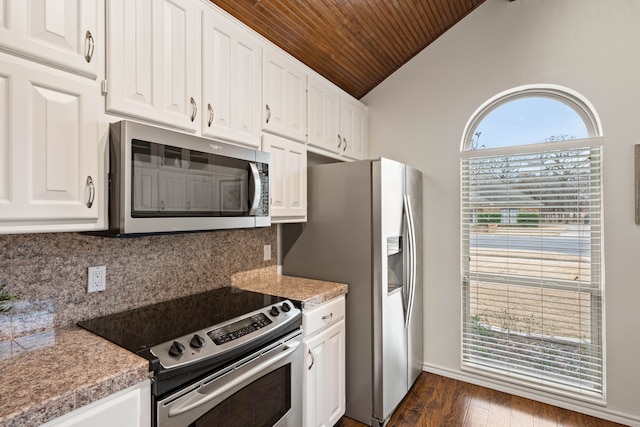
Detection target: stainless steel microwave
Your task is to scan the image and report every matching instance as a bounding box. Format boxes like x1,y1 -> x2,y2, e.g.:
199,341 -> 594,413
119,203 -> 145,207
106,120 -> 270,236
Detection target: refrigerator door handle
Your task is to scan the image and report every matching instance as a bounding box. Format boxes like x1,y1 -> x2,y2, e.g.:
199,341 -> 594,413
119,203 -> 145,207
403,195 -> 417,328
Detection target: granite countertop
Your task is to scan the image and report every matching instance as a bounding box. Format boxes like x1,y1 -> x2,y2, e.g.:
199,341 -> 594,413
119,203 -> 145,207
0,271 -> 346,426
232,272 -> 348,309
0,327 -> 150,427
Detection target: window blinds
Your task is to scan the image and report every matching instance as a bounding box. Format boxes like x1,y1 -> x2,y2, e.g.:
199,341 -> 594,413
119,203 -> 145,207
460,139 -> 603,397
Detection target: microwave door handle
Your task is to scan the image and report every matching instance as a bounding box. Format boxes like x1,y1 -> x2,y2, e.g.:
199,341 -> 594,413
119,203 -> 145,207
248,162 -> 261,215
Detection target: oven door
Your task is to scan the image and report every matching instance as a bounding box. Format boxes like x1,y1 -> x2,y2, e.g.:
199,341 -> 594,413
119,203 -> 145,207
157,330 -> 302,427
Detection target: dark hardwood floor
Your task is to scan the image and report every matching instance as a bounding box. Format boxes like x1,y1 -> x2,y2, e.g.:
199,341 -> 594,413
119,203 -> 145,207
335,372 -> 626,427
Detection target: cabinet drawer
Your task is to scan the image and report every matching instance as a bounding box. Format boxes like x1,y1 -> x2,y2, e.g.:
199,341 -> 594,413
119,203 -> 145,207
303,296 -> 345,337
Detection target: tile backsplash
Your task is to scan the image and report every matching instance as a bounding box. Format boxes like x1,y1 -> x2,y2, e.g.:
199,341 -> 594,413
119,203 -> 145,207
0,227 -> 276,341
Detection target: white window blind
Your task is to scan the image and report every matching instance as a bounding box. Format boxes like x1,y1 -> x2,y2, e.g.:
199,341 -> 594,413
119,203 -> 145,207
461,139 -> 603,397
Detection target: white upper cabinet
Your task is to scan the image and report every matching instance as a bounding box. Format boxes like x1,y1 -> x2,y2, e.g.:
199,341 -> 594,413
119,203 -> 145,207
262,47 -> 307,143
308,77 -> 340,155
0,55 -> 101,233
0,0 -> 100,79
106,0 -> 200,131
201,5 -> 261,148
340,97 -> 368,160
262,133 -> 306,222
308,76 -> 368,161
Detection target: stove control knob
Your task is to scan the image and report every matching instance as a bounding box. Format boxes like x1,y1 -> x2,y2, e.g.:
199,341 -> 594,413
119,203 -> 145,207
169,341 -> 185,357
190,334 -> 205,349
269,306 -> 280,317
281,302 -> 291,312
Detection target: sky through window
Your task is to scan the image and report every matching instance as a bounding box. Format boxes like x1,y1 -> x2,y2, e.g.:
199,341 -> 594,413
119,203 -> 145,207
472,97 -> 589,149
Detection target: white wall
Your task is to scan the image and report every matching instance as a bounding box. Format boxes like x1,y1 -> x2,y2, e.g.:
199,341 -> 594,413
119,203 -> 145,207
363,0 -> 640,424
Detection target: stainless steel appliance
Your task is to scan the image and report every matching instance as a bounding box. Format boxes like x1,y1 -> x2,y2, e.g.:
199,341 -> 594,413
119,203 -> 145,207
78,287 -> 302,427
283,158 -> 423,426
105,120 -> 270,236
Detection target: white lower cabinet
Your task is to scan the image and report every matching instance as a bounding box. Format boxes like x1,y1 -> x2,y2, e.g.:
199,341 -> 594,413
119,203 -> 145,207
42,380 -> 151,427
303,296 -> 346,427
262,133 -> 307,222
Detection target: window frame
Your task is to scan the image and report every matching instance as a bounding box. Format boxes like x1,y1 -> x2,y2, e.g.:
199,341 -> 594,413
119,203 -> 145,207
461,85 -> 603,152
459,86 -> 605,403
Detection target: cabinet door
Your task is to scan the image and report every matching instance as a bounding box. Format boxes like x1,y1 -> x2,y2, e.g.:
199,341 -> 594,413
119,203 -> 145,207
107,0 -> 199,131
308,77 -> 340,154
0,0 -> 100,78
158,169 -> 187,211
133,165 -> 159,211
42,380 -> 151,427
262,133 -> 306,222
304,319 -> 346,427
340,98 -> 368,160
262,48 -> 307,143
187,172 -> 213,211
0,56 -> 100,231
201,7 -> 261,147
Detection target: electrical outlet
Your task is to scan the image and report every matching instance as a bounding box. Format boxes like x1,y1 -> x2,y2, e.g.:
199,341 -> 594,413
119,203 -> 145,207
263,244 -> 271,261
88,266 -> 106,293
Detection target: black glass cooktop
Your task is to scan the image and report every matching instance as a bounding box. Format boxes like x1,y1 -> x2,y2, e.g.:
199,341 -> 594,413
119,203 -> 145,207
78,287 -> 287,357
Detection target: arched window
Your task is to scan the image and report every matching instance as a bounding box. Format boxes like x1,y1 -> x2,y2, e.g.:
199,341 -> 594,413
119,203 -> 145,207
460,85 -> 604,399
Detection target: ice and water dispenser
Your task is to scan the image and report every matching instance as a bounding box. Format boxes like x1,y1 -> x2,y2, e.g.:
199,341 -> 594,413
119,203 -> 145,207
387,236 -> 404,294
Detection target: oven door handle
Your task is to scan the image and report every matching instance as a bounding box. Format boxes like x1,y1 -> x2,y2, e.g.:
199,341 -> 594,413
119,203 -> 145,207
168,340 -> 300,417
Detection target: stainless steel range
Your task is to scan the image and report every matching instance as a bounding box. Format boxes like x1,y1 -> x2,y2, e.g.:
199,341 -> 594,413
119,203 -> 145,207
78,287 -> 302,427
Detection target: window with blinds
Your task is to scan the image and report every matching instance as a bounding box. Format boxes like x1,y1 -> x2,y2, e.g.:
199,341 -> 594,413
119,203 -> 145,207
460,138 -> 603,397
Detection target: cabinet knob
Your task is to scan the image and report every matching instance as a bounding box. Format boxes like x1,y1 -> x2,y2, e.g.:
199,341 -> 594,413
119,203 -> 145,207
84,31 -> 94,63
190,97 -> 197,122
86,176 -> 95,208
207,103 -> 214,127
265,104 -> 271,124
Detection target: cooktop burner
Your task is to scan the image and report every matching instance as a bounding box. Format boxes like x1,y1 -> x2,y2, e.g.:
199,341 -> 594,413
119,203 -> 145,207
78,287 -> 290,357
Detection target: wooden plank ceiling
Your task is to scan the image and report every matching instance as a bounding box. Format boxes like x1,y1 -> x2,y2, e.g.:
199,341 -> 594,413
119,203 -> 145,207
209,0 -> 486,99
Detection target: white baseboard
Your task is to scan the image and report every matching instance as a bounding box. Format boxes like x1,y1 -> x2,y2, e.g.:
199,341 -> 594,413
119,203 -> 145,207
422,363 -> 640,427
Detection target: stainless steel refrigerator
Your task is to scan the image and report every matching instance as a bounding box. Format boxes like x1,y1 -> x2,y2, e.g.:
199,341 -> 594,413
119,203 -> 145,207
282,158 -> 423,426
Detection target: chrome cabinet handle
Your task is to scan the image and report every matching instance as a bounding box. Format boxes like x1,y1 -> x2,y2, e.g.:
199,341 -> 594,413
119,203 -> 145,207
337,134 -> 342,148
84,31 -> 95,63
190,97 -> 197,122
86,176 -> 95,208
308,349 -> 315,370
322,313 -> 333,321
161,200 -> 165,210
207,103 -> 214,127
265,104 -> 271,124
343,138 -> 348,151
